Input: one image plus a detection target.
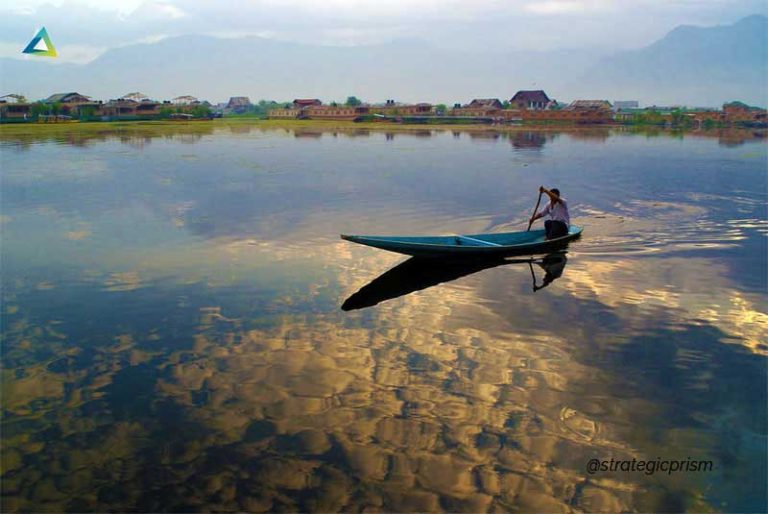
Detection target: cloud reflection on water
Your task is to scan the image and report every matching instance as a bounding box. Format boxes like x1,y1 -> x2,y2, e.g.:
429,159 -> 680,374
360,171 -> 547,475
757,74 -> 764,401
0,124 -> 765,512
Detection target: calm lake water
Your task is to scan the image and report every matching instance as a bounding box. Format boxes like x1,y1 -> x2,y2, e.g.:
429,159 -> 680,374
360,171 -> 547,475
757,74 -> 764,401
1,123 -> 766,513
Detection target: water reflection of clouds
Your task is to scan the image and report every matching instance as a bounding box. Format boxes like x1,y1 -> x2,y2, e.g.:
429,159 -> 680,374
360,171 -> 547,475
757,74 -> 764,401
155,304 -> 634,512
560,257 -> 767,354
1,125 -> 766,512
1,239 -> 764,511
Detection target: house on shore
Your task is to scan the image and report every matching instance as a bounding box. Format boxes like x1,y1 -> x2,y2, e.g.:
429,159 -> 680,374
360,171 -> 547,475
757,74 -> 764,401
563,100 -> 613,122
45,92 -> 92,104
0,94 -> 32,120
722,101 -> 767,124
0,94 -> 26,103
226,96 -> 252,113
293,99 -> 322,108
122,92 -> 149,102
1,92 -> 103,121
269,99 -> 375,120
469,98 -> 503,109
268,99 -> 322,119
268,106 -> 302,119
101,93 -> 163,119
567,100 -> 612,111
369,100 -> 433,116
302,104 -> 370,121
521,99 -> 613,123
450,98 -> 503,117
172,95 -> 200,106
510,90 -> 551,110
43,92 -> 103,118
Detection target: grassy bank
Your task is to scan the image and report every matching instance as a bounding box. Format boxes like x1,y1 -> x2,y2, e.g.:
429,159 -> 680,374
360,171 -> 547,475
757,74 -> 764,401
0,117 -> 615,136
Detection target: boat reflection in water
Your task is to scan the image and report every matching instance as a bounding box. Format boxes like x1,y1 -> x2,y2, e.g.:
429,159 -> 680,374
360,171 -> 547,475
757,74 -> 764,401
342,251 -> 568,310
531,252 -> 567,291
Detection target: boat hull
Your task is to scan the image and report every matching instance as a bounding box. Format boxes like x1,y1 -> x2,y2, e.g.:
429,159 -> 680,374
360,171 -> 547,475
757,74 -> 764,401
341,226 -> 582,257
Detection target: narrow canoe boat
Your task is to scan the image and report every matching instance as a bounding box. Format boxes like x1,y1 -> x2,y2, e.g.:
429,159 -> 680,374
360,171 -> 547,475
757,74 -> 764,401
341,226 -> 582,257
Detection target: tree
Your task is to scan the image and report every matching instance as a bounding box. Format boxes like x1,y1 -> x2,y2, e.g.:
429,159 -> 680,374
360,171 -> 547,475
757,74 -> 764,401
191,104 -> 212,118
78,105 -> 97,120
345,96 -> 362,106
435,104 -> 447,115
254,100 -> 281,117
30,102 -> 48,118
670,109 -> 686,126
633,109 -> 665,125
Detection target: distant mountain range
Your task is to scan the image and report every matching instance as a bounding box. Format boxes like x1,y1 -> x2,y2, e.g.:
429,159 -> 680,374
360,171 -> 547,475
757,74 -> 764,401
1,15 -> 765,107
578,14 -> 767,107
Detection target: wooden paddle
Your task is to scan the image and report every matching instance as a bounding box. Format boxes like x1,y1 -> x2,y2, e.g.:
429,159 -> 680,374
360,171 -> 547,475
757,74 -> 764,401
526,191 -> 543,231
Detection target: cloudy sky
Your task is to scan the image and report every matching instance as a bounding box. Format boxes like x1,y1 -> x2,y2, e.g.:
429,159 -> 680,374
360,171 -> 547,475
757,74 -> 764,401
2,0 -> 766,63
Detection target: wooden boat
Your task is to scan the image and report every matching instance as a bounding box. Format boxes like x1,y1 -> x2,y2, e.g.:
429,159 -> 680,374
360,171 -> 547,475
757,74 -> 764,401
341,226 -> 582,257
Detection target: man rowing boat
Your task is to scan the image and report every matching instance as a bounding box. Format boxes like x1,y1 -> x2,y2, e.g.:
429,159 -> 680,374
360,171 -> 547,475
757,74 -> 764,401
529,186 -> 570,240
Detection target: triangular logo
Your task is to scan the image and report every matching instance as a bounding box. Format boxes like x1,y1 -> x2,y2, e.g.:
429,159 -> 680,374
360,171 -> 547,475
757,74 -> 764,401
22,27 -> 57,57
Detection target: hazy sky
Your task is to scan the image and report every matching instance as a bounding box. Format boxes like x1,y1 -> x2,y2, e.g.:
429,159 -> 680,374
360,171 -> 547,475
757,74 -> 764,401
2,0 -> 766,63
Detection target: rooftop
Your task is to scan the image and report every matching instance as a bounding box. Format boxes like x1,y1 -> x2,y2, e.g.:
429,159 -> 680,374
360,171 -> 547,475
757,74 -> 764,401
511,90 -> 550,103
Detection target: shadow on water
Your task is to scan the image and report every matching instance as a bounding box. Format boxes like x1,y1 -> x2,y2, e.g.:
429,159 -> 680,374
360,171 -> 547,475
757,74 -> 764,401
342,251 -> 569,310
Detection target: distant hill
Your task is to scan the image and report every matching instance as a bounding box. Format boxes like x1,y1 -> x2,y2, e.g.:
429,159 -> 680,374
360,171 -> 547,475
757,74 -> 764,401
0,36 -> 593,105
0,15 -> 765,107
573,14 -> 767,106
